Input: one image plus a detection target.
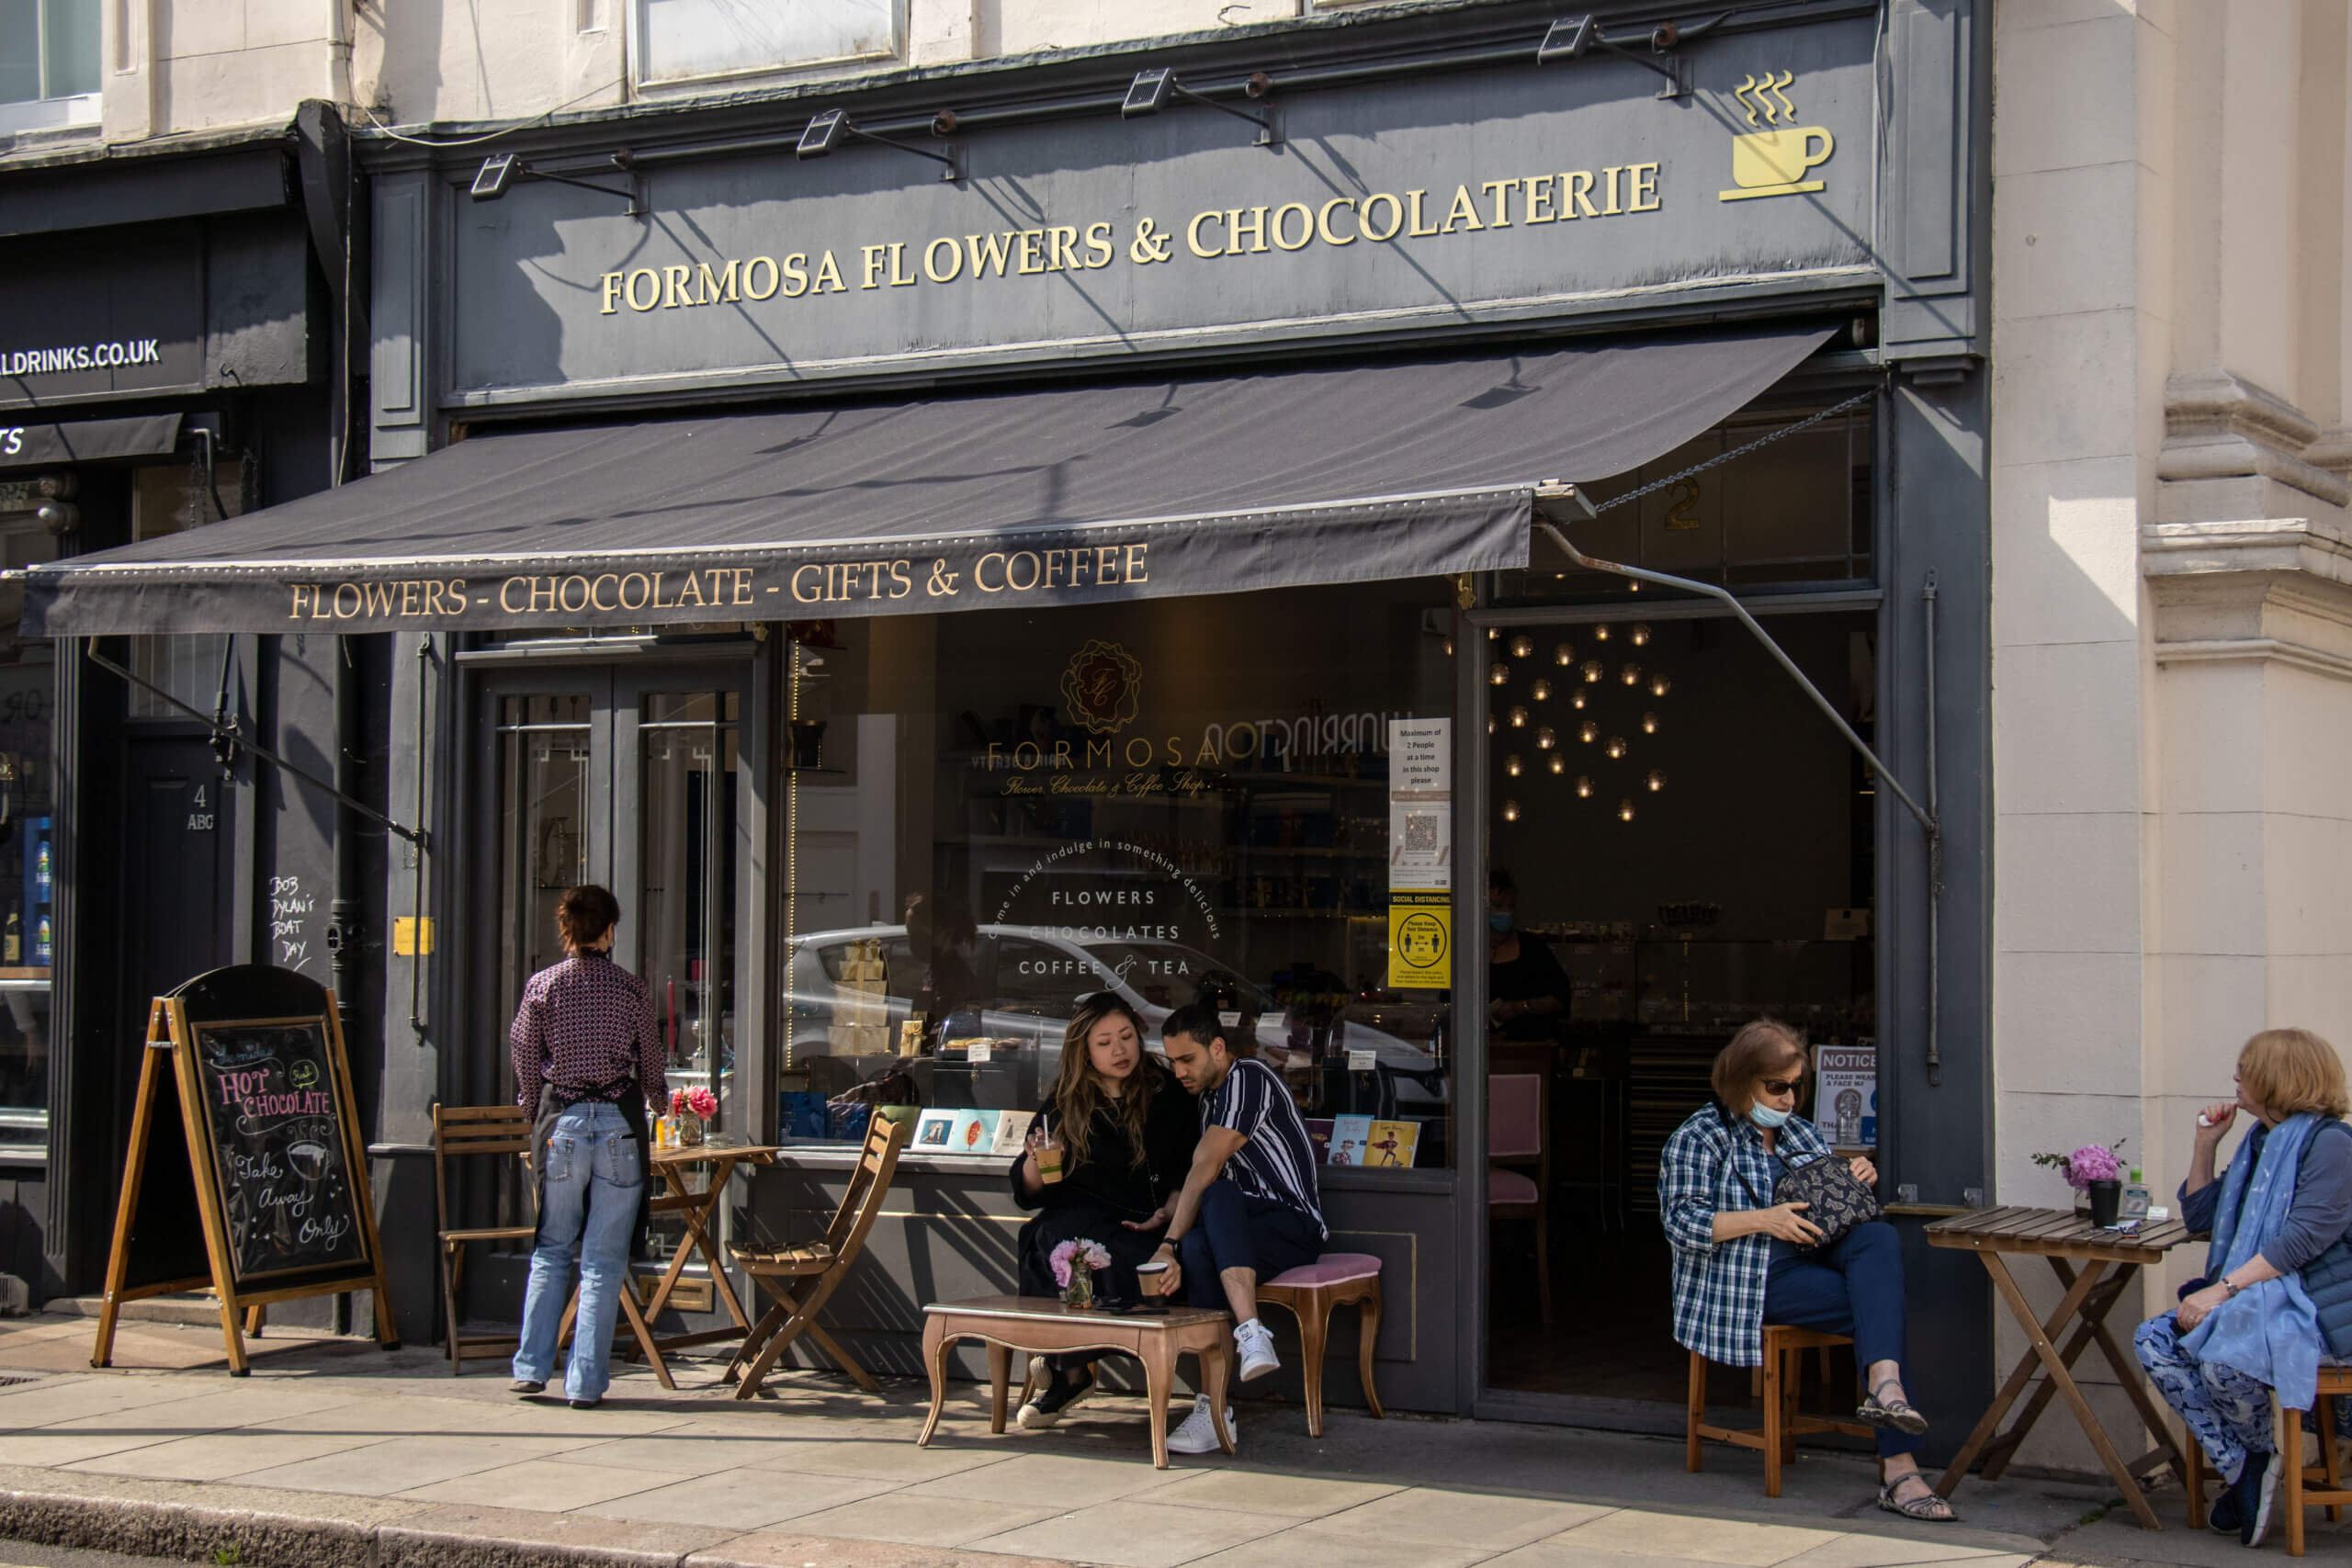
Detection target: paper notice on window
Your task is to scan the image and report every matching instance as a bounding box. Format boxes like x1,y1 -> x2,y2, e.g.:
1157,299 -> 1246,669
1388,717 -> 1452,891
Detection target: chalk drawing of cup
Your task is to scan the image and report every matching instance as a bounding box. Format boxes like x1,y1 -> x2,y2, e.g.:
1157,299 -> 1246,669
288,1141 -> 331,1184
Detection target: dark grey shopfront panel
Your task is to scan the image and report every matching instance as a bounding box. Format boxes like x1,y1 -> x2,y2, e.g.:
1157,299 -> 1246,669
753,1157 -> 1455,1412
426,12 -> 1878,411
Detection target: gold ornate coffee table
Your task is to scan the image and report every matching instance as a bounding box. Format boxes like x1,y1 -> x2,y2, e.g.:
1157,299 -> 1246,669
918,1294 -> 1235,1468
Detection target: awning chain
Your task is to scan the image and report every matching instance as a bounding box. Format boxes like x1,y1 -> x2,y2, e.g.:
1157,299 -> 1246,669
1593,388 -> 1875,513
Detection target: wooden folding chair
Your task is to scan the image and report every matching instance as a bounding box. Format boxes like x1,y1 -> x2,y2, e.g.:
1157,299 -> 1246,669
725,1112 -> 910,1399
433,1101 -> 675,1387
433,1104 -> 538,1374
2278,1367 -> 2352,1555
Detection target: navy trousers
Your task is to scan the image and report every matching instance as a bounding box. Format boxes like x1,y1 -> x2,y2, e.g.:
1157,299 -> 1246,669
1762,1220 -> 1922,1458
1179,1177 -> 1322,1310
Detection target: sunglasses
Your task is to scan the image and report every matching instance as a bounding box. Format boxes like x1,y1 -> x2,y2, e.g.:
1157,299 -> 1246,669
1759,1077 -> 1803,1097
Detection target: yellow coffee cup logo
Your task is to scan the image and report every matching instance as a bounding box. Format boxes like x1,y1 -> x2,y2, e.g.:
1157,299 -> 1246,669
1720,71 -> 1834,202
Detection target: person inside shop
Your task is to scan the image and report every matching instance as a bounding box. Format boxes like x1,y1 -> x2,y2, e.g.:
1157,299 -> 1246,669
2135,1027 -> 2352,1549
903,890 -> 979,1045
507,884 -> 664,1410
1009,992 -> 1200,1431
1658,1019 -> 1954,1523
1150,1001 -> 1329,1455
1487,866 -> 1568,1042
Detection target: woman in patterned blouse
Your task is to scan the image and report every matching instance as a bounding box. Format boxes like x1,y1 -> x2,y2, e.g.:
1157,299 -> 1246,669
507,885 -> 668,1408
1658,1019 -> 1952,1522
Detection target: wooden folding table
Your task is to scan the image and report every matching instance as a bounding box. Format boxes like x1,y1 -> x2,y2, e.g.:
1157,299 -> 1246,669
1928,1205 -> 2199,1530
613,1142 -> 781,1373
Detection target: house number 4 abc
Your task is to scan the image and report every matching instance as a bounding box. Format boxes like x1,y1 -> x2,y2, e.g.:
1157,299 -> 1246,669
187,784 -> 216,832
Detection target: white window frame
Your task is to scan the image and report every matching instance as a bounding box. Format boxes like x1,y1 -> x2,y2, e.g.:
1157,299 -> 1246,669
0,91 -> 97,136
625,0 -> 906,96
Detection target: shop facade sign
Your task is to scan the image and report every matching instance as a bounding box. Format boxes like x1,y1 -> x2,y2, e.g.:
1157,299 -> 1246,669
447,13 -> 1873,402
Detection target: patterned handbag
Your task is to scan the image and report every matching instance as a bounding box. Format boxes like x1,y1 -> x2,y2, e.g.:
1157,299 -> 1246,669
1773,1154 -> 1882,1250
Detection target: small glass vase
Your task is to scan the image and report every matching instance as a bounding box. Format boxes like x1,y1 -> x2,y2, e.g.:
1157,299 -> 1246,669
1060,1270 -> 1095,1310
676,1112 -> 705,1148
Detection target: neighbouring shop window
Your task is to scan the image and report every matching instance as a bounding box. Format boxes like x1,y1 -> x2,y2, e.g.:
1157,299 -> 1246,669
0,514 -> 57,1153
780,580 -> 1458,1168
0,0 -> 96,105
635,0 -> 898,85
1505,400 -> 1873,598
127,457 -> 245,720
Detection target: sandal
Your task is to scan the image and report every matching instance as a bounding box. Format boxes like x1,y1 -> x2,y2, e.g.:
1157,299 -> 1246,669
1857,1379 -> 1931,1436
1878,1472 -> 1957,1523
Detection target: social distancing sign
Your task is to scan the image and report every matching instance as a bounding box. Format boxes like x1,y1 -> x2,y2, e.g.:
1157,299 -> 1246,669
1388,890 -> 1451,988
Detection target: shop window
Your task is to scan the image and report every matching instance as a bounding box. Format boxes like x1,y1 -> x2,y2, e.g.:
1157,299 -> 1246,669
0,513 -> 57,1156
1508,400 -> 1874,598
779,581 -> 1458,1168
126,457 -> 246,721
634,0 -> 899,87
0,0 -> 98,131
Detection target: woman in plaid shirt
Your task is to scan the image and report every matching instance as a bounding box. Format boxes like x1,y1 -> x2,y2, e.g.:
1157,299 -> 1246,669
1658,1019 -> 1953,1522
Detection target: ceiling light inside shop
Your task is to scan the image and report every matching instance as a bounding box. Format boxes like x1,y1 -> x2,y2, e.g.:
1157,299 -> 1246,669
1650,672 -> 1672,696
1578,721 -> 1599,744
1549,755 -> 1566,774
1647,771 -> 1667,792
1592,625 -> 1611,641
1632,623 -> 1652,646
1618,799 -> 1636,822
1532,679 -> 1552,701
1508,706 -> 1528,728
1554,642 -> 1575,666
1505,754 -> 1523,777
1502,798 -> 1521,823
1621,663 -> 1642,685
1571,690 -> 1588,710
1535,727 -> 1555,750
1642,712 -> 1660,734
1581,660 -> 1603,683
1510,635 -> 1533,658
1606,736 -> 1628,759
1489,662 -> 1510,685
1576,775 -> 1594,797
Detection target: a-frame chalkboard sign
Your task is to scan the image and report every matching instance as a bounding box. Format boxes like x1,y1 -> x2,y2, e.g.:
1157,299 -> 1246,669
92,964 -> 398,1373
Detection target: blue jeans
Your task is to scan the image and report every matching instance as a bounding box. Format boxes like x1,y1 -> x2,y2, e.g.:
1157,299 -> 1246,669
1764,1221 -> 1922,1459
1179,1178 -> 1322,1311
514,1101 -> 642,1402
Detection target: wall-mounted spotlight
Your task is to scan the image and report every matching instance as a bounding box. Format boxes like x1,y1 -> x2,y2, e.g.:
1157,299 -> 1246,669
471,150 -> 645,217
797,107 -> 964,181
1122,67 -> 1281,146
1536,11 -> 1702,98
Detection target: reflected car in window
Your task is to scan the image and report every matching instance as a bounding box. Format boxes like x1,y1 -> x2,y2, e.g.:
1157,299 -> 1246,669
783,923 -> 1441,1104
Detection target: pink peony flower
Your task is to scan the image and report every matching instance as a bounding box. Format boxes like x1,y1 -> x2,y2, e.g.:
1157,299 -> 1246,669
1048,1239 -> 1079,1290
1048,1238 -> 1113,1291
685,1086 -> 718,1120
2066,1144 -> 2122,1190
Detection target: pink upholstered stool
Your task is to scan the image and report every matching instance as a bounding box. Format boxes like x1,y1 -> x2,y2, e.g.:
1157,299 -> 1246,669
1256,1253 -> 1385,1438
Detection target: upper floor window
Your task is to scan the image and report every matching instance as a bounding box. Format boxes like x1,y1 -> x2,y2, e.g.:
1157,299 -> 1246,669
0,0 -> 97,135
634,0 -> 899,88
0,0 -> 97,106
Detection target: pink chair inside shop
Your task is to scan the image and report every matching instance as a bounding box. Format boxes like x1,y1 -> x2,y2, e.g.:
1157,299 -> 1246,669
1488,1072 -> 1550,1324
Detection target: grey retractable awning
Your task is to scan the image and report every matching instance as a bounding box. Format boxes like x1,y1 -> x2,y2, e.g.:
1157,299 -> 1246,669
20,325 -> 1830,637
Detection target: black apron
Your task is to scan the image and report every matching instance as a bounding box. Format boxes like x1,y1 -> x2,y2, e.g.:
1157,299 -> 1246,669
530,1081 -> 654,1259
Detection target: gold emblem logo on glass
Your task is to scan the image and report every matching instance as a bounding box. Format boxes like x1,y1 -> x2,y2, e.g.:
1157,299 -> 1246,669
1721,71 -> 1834,202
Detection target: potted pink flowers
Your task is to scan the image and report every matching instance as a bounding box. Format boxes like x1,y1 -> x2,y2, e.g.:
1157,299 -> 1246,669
1049,1238 -> 1113,1309
670,1085 -> 718,1146
2033,1140 -> 2127,1225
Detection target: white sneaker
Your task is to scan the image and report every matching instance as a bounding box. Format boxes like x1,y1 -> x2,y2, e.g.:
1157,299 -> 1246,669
1166,1393 -> 1236,1455
1235,1318 -> 1280,1382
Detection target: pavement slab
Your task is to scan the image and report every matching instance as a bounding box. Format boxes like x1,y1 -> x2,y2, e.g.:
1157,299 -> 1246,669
232,1433 -> 594,1496
781,1494 -> 1066,1550
968,1498 -> 1300,1568
1304,1487 -> 1618,1551
899,1451 -> 1196,1507
578,1465 -> 900,1531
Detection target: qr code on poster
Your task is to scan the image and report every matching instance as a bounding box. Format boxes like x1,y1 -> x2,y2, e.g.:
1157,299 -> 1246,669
1402,813 -> 1441,853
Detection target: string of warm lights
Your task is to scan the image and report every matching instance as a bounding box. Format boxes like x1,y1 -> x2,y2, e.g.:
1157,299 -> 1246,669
1488,621 -> 1670,824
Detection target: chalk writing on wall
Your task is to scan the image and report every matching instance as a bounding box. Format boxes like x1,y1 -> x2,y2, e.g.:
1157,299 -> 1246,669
268,875 -> 314,972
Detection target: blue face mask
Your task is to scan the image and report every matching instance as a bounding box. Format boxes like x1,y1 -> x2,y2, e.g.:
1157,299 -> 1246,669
1489,912 -> 1515,933
1747,1102 -> 1791,1130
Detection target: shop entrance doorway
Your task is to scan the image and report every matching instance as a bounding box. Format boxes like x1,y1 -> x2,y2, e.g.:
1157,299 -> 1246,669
1477,606 -> 1879,1416
456,659 -> 748,1322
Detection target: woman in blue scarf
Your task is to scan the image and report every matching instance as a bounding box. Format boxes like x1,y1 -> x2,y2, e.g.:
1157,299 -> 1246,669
2135,1028 -> 2352,1548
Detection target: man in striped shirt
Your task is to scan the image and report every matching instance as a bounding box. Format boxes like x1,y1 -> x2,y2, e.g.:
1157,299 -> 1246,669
1150,1002 -> 1327,1452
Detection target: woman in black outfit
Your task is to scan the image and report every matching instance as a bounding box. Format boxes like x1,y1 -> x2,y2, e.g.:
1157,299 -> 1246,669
1487,866 -> 1569,1041
1010,991 -> 1198,1429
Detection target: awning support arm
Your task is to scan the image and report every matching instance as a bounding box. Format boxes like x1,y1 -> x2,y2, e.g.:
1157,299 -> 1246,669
1533,514 -> 1936,838
82,638 -> 428,850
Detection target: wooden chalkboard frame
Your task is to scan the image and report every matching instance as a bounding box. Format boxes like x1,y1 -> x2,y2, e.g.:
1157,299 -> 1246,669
91,985 -> 398,1375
